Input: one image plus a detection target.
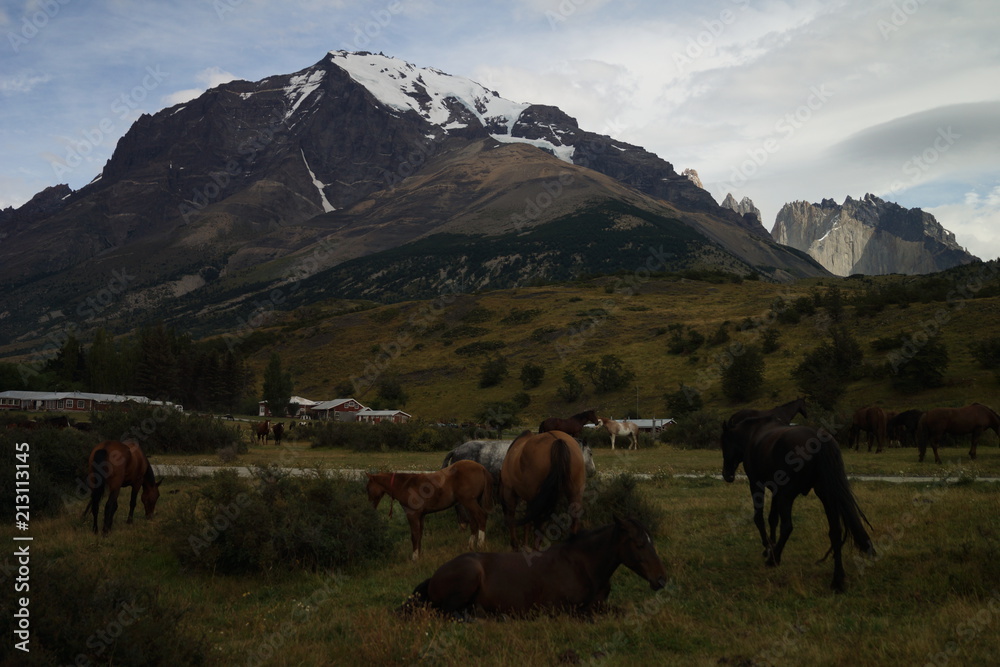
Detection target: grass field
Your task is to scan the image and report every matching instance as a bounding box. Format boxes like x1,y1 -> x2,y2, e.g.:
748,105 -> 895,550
6,444 -> 1000,666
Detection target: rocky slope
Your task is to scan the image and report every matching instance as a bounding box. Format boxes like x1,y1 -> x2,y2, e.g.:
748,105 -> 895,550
0,51 -> 828,343
771,194 -> 978,276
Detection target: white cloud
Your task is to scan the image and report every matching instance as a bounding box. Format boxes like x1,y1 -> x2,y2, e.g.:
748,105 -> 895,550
161,66 -> 237,107
0,72 -> 51,94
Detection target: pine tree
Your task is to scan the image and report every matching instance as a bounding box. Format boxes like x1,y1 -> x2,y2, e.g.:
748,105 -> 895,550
262,353 -> 293,417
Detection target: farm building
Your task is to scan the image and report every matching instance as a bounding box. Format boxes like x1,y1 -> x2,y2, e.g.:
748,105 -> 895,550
258,396 -> 318,417
309,398 -> 367,421
355,409 -> 411,424
0,390 -> 178,412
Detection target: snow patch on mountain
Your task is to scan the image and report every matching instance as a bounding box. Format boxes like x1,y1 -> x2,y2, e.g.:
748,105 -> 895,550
328,51 -> 574,163
300,149 -> 335,213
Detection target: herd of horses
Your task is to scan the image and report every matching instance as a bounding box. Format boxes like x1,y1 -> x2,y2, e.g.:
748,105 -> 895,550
848,403 -> 1000,464
251,419 -> 286,446
72,397 -> 998,617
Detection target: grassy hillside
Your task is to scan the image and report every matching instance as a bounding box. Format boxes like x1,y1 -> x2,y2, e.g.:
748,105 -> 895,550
235,260 -> 1000,427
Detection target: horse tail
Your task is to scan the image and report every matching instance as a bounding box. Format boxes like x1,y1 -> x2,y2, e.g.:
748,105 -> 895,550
519,435 -> 570,528
817,438 -> 875,556
442,450 -> 455,468
480,469 -> 494,513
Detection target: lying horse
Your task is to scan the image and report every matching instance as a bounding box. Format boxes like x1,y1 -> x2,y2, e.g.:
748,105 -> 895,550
720,415 -> 875,592
598,416 -> 639,450
86,440 -> 161,535
849,406 -> 887,453
918,403 -> 1000,463
538,409 -> 599,438
408,515 -> 667,617
367,460 -> 493,560
501,430 -> 588,551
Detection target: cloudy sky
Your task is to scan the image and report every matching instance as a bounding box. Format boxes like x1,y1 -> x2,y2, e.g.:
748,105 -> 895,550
2,0 -> 999,259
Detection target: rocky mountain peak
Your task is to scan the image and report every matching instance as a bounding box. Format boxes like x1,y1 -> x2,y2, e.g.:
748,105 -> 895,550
772,194 -> 977,276
721,192 -> 762,227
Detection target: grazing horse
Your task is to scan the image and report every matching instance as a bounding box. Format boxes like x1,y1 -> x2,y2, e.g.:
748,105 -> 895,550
443,438 -> 596,529
86,440 -> 161,535
271,422 -> 284,446
538,409 -> 599,438
720,415 -> 875,592
727,397 -> 808,426
849,406 -> 887,453
253,420 -> 270,445
917,403 -> 1000,463
887,409 -> 923,449
597,416 -> 640,450
500,430 -> 588,551
366,460 -> 493,560
407,515 -> 667,618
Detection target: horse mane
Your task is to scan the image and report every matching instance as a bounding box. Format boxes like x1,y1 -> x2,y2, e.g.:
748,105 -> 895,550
142,464 -> 156,488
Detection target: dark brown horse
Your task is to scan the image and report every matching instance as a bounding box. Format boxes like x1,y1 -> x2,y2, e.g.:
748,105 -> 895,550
86,440 -> 161,535
538,409 -> 599,438
500,430 -> 588,551
727,397 -> 808,426
407,515 -> 667,618
720,415 -> 875,592
917,403 -> 1000,463
253,419 -> 270,445
271,422 -> 284,446
849,406 -> 887,453
887,409 -> 923,449
367,460 -> 493,560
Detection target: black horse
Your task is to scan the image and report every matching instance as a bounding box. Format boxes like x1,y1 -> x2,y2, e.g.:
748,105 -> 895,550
887,409 -> 923,449
727,397 -> 807,427
538,409 -> 599,438
720,414 -> 875,592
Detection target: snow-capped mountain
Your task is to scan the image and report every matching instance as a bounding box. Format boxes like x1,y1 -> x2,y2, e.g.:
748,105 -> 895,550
0,51 -> 826,342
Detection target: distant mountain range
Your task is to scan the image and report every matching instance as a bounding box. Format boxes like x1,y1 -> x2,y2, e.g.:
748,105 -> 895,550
771,194 -> 978,276
0,50 -> 830,344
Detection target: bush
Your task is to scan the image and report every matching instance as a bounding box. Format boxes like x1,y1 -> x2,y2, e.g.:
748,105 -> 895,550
90,405 -> 246,455
169,468 -> 393,574
721,345 -> 765,403
660,410 -> 725,450
557,371 -> 584,403
583,354 -> 632,394
479,355 -> 509,388
587,473 -> 665,537
665,384 -> 703,417
307,421 -> 467,452
519,362 -> 545,389
500,308 -> 542,325
793,326 -> 864,409
0,556 -> 208,665
0,426 -> 98,519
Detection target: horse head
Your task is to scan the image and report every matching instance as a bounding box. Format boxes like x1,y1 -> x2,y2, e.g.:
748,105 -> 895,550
365,474 -> 388,508
581,443 -> 597,477
615,515 -> 667,591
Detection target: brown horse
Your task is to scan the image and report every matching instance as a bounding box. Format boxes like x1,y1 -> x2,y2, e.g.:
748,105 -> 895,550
887,409 -> 923,449
367,460 -> 493,560
407,515 -> 667,618
86,440 -> 161,535
849,406 -> 887,453
538,409 -> 599,438
917,403 -> 1000,463
253,419 -> 270,445
271,422 -> 284,446
500,430 -> 588,551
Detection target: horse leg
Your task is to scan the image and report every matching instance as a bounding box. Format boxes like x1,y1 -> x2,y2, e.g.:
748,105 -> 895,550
751,489 -> 773,564
970,430 -> 981,460
817,490 -> 846,592
932,436 -> 942,464
405,511 -> 425,561
770,495 -> 794,566
630,431 -> 637,450
461,499 -> 487,550
127,484 -> 140,524
103,488 -> 121,535
610,433 -> 616,450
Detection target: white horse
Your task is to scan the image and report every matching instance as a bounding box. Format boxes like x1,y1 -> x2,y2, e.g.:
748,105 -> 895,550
599,417 -> 639,450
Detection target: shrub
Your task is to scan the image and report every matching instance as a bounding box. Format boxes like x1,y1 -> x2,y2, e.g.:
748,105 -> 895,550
793,326 -> 864,409
90,405 -> 246,455
721,345 -> 765,403
665,384 -> 702,417
660,410 -> 725,450
557,371 -> 584,403
478,355 -> 509,388
583,354 -> 632,394
500,308 -> 542,325
169,469 -> 393,575
453,340 -> 506,356
0,556 -> 208,665
307,420 -> 467,452
887,335 -> 950,393
519,362 -> 545,389
586,473 -> 665,537
0,426 -> 98,519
